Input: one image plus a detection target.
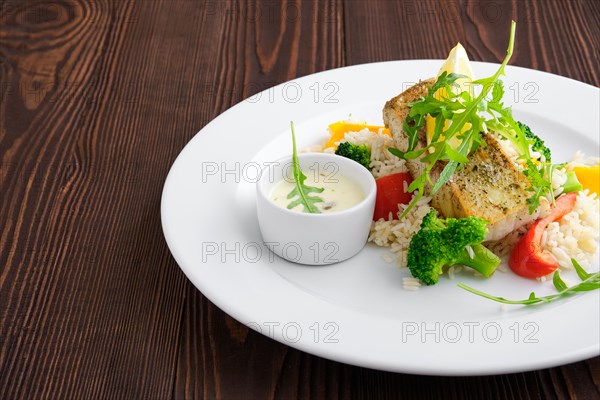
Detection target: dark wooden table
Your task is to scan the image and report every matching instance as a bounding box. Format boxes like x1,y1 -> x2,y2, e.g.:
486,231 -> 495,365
1,0 -> 599,398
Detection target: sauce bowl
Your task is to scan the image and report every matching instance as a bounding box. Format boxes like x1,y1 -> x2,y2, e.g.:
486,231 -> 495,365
256,153 -> 376,265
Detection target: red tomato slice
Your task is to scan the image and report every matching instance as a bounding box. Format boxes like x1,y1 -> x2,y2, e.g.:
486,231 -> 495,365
373,173 -> 413,221
509,192 -> 578,279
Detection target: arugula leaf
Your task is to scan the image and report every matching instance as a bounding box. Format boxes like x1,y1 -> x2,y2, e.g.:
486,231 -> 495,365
443,145 -> 469,163
552,271 -> 568,292
389,21 -> 561,217
286,122 -> 324,213
522,159 -> 552,213
431,128 -> 475,194
388,147 -> 406,159
458,259 -> 600,305
573,259 -> 591,280
389,22 -> 520,215
522,161 -> 566,213
491,80 -> 503,104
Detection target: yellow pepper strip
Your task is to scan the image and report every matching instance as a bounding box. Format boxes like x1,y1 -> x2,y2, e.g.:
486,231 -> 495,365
572,164 -> 600,195
324,122 -> 390,149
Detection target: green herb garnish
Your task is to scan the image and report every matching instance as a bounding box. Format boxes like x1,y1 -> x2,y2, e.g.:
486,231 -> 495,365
286,121 -> 324,213
389,21 -> 552,218
457,259 -> 600,305
523,159 -> 555,213
389,22 -> 520,217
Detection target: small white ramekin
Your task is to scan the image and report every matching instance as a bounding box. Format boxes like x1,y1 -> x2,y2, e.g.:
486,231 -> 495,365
256,153 -> 376,265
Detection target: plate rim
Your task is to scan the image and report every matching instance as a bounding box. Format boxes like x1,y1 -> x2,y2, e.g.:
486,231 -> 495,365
161,60 -> 600,375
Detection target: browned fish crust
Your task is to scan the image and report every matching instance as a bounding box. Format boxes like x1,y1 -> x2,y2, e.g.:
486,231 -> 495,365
383,78 -> 435,135
383,80 -> 545,241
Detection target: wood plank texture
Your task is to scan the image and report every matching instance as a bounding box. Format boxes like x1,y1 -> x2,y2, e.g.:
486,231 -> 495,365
1,0 -> 598,399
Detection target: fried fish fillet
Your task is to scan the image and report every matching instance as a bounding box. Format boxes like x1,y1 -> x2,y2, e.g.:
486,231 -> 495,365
383,80 -> 548,241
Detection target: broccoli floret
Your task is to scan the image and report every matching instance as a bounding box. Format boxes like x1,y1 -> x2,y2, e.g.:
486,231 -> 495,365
517,121 -> 551,162
335,142 -> 371,169
407,210 -> 501,285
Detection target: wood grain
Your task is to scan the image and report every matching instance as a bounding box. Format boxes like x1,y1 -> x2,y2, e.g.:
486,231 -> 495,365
1,0 -> 599,399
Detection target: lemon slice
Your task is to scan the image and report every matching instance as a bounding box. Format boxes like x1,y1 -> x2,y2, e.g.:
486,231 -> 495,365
437,43 -> 474,92
425,43 -> 474,147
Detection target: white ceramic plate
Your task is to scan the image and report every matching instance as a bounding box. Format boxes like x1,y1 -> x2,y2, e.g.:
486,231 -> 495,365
161,61 -> 600,375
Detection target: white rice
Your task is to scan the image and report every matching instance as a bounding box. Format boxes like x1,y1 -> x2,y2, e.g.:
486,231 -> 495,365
488,140 -> 600,271
488,185 -> 599,274
541,189 -> 599,270
368,195 -> 432,268
539,154 -> 600,271
320,122 -> 600,285
322,126 -> 431,283
402,277 -> 422,291
569,151 -> 600,167
321,124 -> 427,275
366,150 -> 599,285
552,167 -> 567,198
334,128 -> 407,178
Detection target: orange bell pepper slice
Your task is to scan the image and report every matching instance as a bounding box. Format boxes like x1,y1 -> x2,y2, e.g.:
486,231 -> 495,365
572,164 -> 599,195
324,122 -> 390,150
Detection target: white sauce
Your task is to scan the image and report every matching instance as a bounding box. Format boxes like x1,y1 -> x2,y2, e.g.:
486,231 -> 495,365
270,173 -> 364,213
